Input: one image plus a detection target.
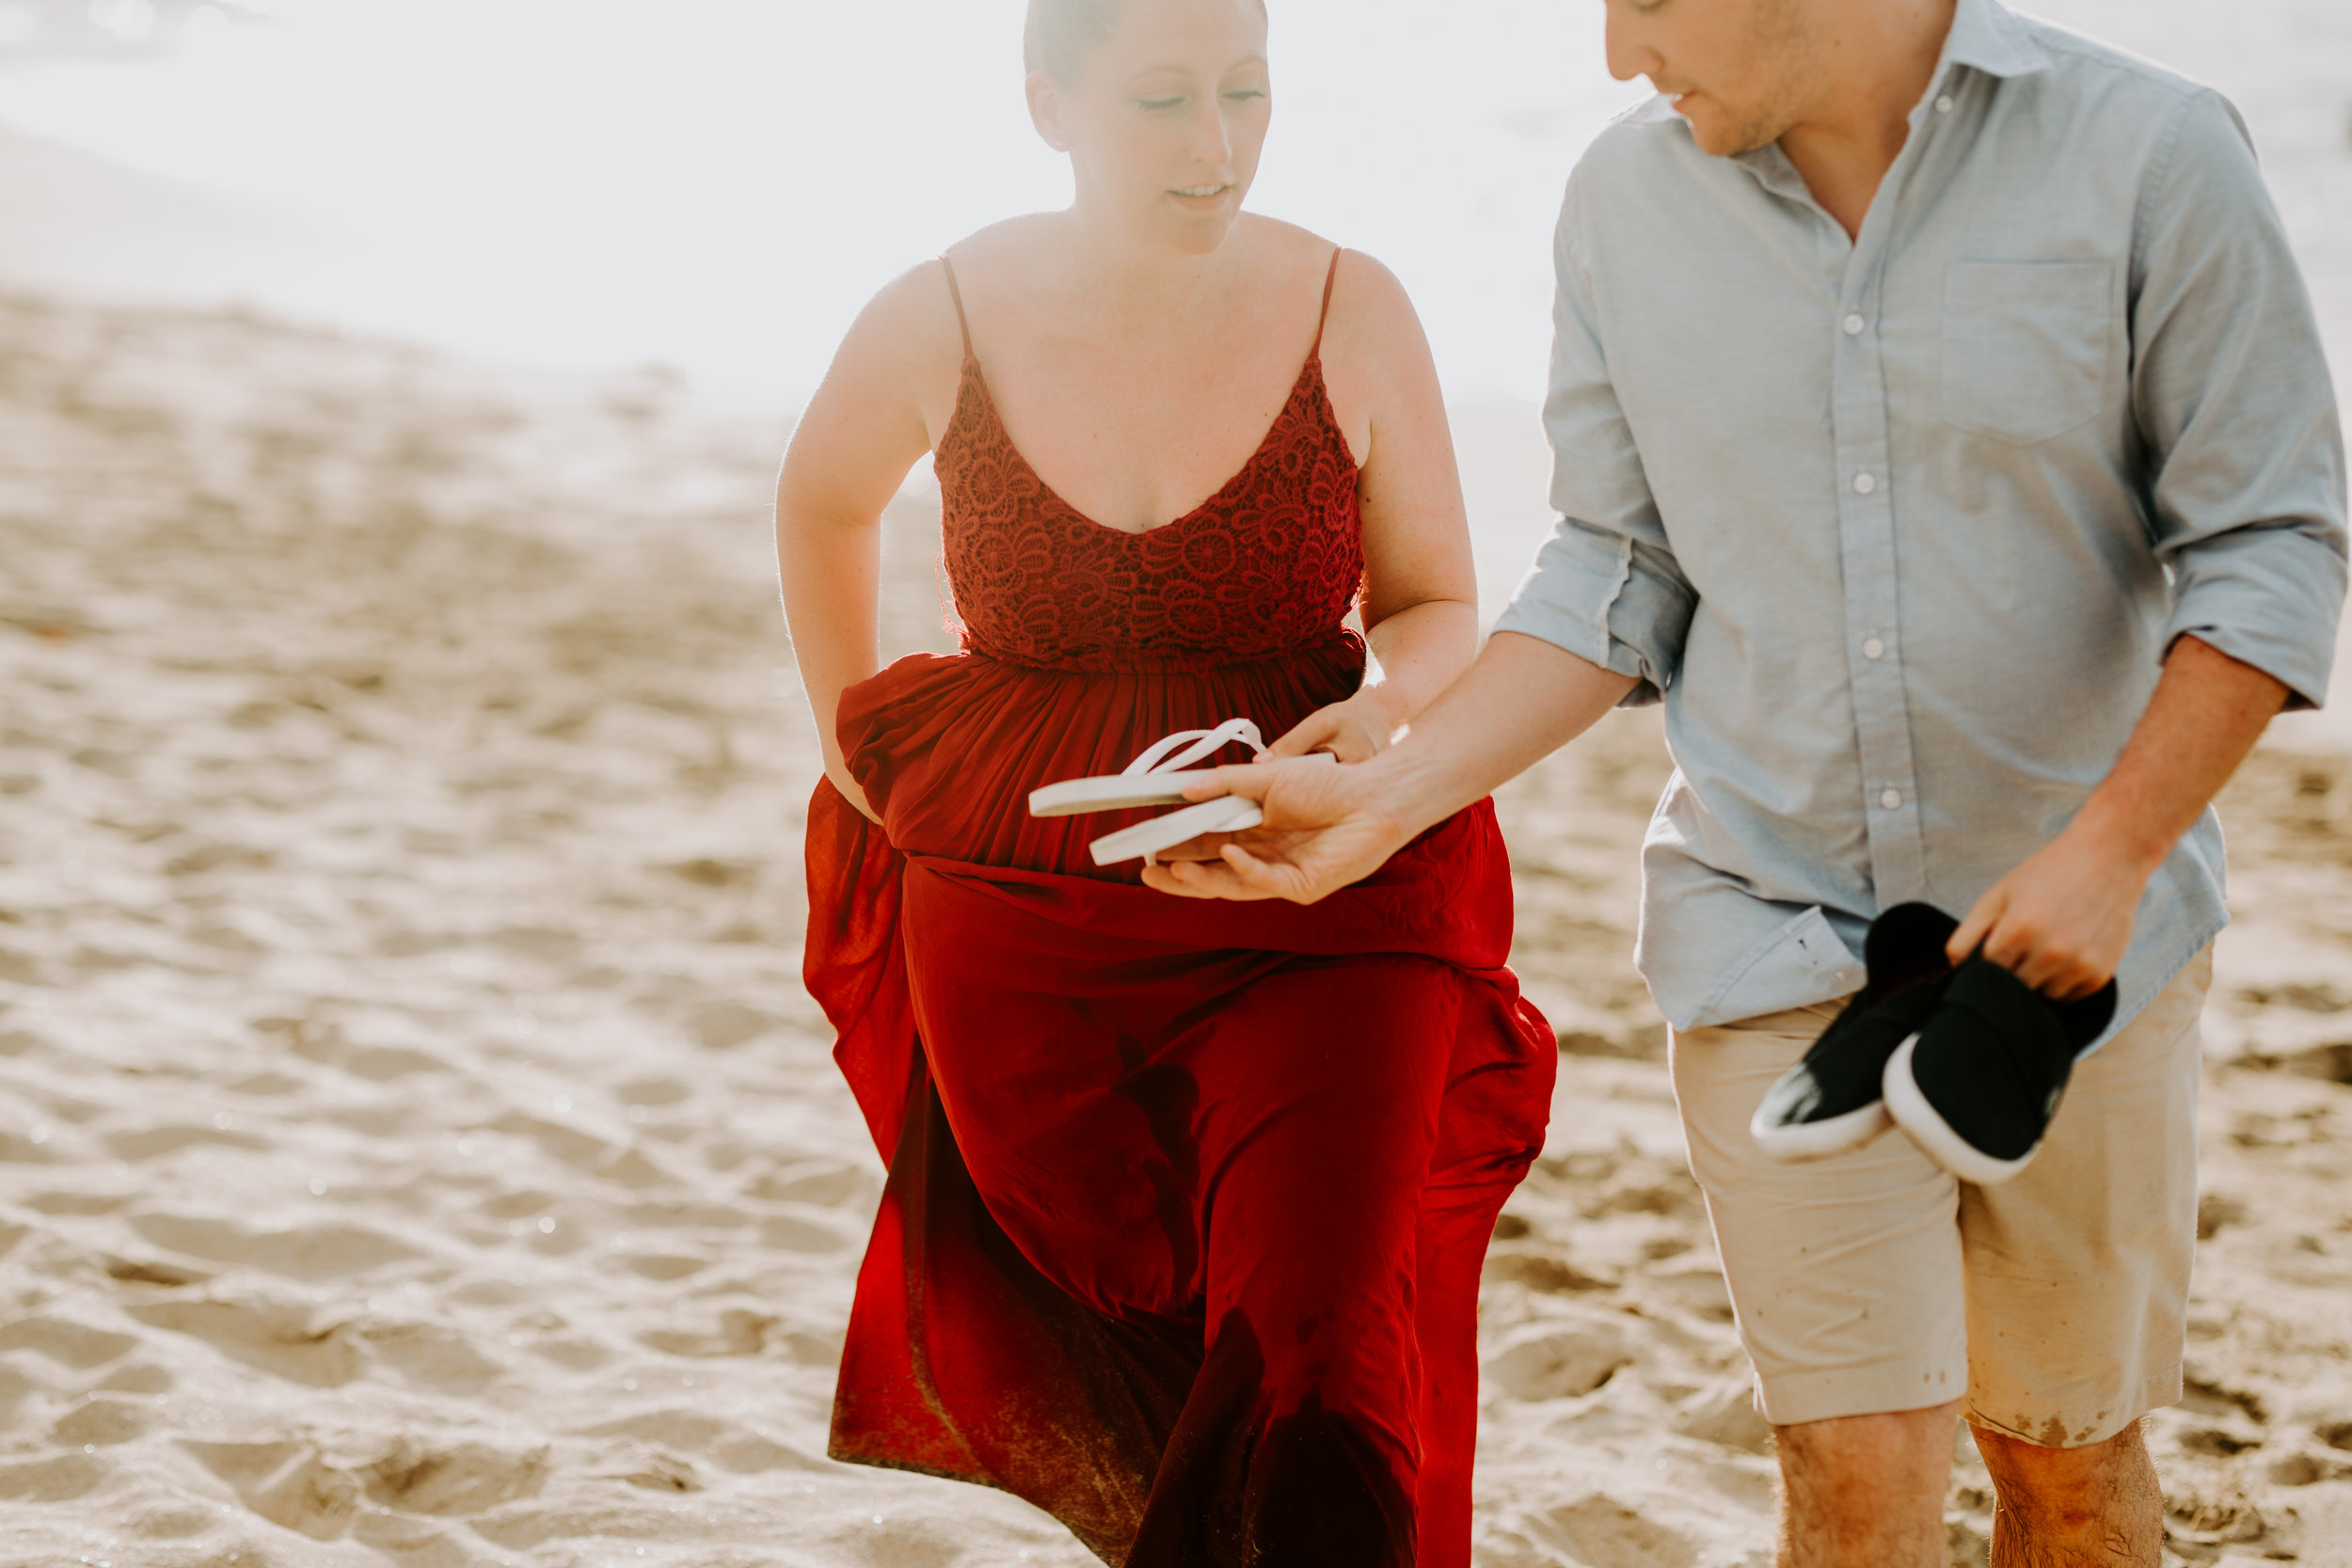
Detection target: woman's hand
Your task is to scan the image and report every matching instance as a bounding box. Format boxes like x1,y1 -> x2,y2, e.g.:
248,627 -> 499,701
1266,689 -> 1404,764
828,761 -> 884,826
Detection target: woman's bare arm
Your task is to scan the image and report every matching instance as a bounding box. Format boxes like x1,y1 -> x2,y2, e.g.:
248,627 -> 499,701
1269,251 -> 1479,762
775,266 -> 958,821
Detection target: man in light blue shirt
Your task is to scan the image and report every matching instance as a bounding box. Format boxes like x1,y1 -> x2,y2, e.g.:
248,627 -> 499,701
1148,0 -> 2347,1559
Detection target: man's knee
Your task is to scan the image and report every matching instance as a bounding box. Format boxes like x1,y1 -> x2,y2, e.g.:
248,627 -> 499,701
1973,1418 -> 2156,1514
1777,1401 -> 1964,1475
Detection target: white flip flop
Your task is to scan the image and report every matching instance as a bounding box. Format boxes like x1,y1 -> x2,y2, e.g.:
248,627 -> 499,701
1028,719 -> 1271,817
1025,719 -> 1331,866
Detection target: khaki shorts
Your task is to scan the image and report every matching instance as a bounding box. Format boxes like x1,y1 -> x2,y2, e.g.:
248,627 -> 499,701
1669,947 -> 2211,1447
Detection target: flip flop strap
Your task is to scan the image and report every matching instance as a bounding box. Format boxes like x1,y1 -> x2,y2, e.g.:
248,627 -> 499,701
1120,718 -> 1267,777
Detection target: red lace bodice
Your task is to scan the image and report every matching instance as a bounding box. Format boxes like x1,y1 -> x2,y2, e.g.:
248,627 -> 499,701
932,256 -> 1365,674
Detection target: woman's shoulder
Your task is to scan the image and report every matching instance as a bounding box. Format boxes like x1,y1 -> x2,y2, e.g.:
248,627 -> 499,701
1232,221 -> 1422,378
1237,217 -> 1415,331
834,218 -> 1061,396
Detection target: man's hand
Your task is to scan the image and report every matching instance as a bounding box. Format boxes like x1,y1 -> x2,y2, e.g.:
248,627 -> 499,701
1947,635 -> 2291,998
1139,632 -> 1641,901
1947,822 -> 2149,1000
1139,757 -> 1416,904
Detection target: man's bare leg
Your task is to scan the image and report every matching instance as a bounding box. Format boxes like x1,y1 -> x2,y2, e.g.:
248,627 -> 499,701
1973,1420 -> 2162,1566
1773,1400 -> 1962,1567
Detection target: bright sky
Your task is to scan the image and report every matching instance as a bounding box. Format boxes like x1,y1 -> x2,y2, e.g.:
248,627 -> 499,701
6,0 -> 2349,732
0,1 -> 1642,403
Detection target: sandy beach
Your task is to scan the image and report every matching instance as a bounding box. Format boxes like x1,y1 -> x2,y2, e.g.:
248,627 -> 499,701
0,288 -> 2347,1568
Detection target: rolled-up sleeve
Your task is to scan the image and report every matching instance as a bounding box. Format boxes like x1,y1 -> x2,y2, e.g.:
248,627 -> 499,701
1494,170 -> 1696,706
2134,90 -> 2349,709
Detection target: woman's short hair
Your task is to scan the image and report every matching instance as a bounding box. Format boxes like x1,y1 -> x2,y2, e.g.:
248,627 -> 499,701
1023,0 -> 1127,83
1023,0 -> 1264,84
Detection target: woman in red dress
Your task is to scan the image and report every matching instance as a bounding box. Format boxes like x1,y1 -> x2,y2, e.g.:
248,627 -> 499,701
776,2 -> 1553,1561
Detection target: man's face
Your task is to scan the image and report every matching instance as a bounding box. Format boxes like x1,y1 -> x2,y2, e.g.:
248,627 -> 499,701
1601,0 -> 1821,157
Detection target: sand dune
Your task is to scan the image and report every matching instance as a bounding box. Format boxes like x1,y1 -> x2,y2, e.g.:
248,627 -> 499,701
0,292 -> 2347,1566
0,120 -> 321,309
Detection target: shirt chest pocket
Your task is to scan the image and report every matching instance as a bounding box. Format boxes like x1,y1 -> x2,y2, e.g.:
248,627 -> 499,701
1941,260 -> 2117,445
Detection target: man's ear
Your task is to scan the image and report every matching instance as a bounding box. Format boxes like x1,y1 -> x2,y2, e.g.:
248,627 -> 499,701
1026,70 -> 1072,152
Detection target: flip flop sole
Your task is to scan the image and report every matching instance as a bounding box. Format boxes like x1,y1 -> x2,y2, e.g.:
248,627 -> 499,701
1089,796 -> 1264,865
1030,775 -> 1203,816
1883,1035 -> 2039,1186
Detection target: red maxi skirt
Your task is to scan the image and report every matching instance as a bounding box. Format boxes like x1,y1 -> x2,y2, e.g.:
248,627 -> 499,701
805,634 -> 1555,1567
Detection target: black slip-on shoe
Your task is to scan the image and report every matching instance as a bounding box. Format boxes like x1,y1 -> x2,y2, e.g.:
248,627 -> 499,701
1882,958 -> 2119,1186
1751,902 -> 1960,1162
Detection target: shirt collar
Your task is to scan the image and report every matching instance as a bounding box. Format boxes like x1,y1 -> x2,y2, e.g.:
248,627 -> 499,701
1941,0 -> 2050,81
1719,0 -> 2050,197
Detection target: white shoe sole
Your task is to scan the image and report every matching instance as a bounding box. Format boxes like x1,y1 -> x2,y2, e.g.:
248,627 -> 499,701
1749,1095 -> 1893,1162
1088,795 -> 1264,865
1882,1034 -> 2037,1186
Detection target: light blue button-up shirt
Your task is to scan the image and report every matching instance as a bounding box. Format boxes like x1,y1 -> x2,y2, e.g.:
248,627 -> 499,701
1495,0 -> 2347,1037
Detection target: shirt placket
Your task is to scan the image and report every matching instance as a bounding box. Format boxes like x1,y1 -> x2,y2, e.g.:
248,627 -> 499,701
1826,76 -> 1959,908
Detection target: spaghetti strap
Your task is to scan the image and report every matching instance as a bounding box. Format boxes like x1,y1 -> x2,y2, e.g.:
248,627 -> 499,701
940,256 -> 976,363
1312,247 -> 1343,352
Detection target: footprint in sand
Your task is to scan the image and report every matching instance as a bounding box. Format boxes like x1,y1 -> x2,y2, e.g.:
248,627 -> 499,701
0,1315 -> 140,1370
742,1156 -> 874,1208
593,1444 -> 700,1493
101,1122 -> 270,1161
489,1110 -> 675,1189
616,1074 -> 692,1109
356,1318 -> 508,1394
363,1436 -> 550,1515
1484,1313 -> 1635,1402
576,1409 -> 824,1474
49,1393 -> 151,1449
637,1308 -> 782,1359
1672,1379 -> 1774,1455
87,1359 -> 174,1395
0,1364 -> 37,1428
240,1448 -> 364,1541
755,1205 -> 858,1254
0,1450 -> 108,1505
125,1294 -> 362,1387
1528,1495 -> 1703,1568
127,1211 -> 425,1279
687,1000 -> 781,1050
22,1189 -> 134,1216
340,1042 -> 457,1082
811,1513 -> 966,1568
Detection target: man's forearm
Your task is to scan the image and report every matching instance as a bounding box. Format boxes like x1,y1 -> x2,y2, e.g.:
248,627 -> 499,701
1951,633 -> 2295,990
2074,634 -> 2292,872
1369,630 -> 1643,833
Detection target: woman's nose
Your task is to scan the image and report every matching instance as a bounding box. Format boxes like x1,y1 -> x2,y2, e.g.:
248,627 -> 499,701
1192,100 -> 1234,168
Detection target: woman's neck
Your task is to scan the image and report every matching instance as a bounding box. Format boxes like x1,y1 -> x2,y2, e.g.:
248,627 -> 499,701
1050,204 -> 1244,331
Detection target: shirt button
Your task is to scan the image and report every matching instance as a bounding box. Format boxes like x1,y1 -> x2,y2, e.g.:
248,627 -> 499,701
1852,471 -> 1877,495
1863,637 -> 1886,660
1880,788 -> 1903,811
1842,313 -> 1867,336
1935,95 -> 1954,113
